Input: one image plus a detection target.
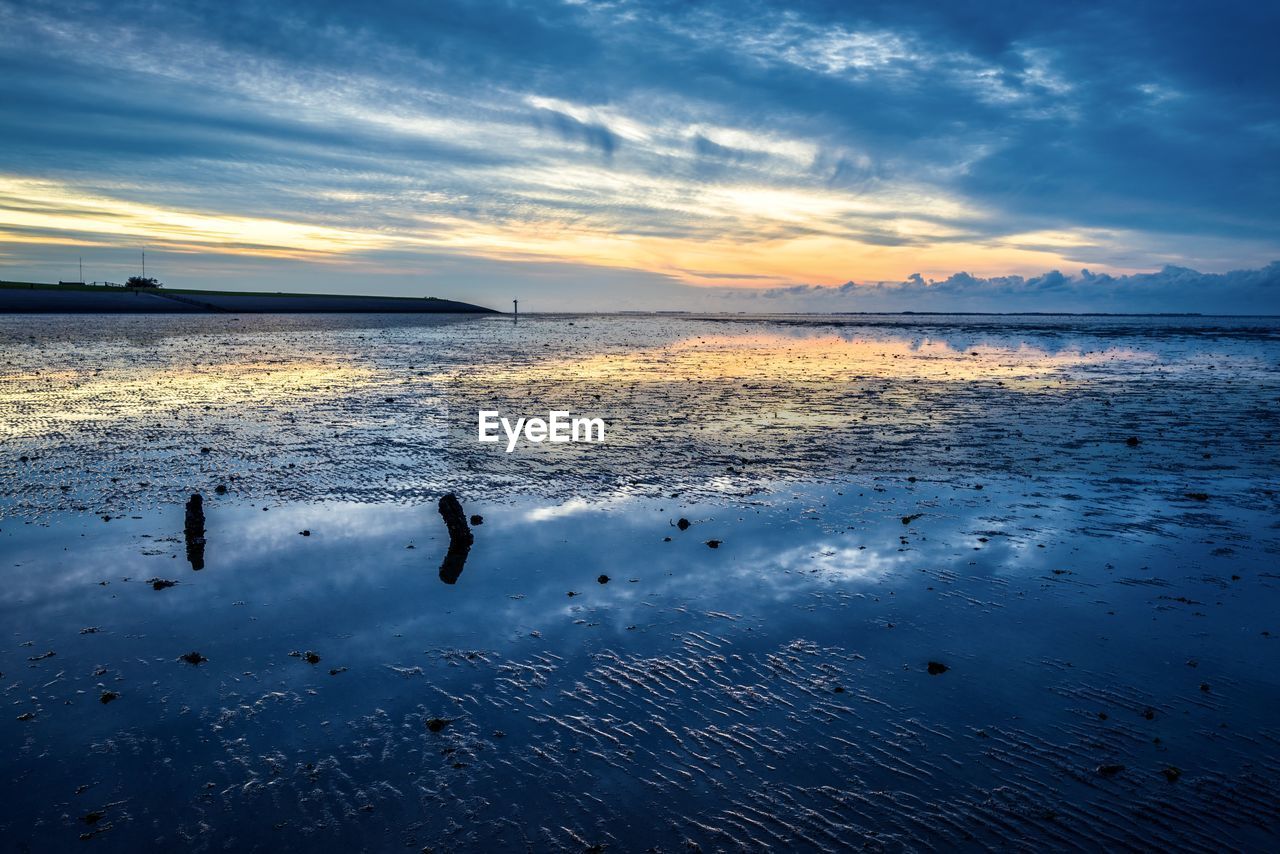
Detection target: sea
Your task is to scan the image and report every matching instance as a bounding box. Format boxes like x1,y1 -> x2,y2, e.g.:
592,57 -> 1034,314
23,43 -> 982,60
2,312 -> 1278,850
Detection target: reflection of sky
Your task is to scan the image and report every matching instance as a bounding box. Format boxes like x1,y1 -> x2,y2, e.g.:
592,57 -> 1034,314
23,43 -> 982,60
3,314 -> 1278,526
4,477 -> 1273,668
3,475 -> 1279,849
452,330 -> 1159,389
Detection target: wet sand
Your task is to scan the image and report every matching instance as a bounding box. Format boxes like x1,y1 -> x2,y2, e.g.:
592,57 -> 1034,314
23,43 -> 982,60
1,313 -> 1277,850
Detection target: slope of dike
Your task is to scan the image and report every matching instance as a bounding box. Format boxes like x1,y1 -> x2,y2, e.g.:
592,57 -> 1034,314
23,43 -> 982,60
0,282 -> 499,313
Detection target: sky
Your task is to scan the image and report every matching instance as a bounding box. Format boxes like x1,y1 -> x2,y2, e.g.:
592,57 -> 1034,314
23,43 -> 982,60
1,0 -> 1277,312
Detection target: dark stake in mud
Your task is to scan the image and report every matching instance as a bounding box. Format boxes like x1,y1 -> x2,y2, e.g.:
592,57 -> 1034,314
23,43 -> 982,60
437,493 -> 474,585
184,492 -> 206,570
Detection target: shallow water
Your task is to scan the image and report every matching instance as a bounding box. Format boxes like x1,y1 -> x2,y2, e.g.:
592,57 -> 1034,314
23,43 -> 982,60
2,313 -> 1278,850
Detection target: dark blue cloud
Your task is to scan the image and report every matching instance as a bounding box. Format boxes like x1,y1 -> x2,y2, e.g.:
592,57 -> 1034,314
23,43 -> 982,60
749,263 -> 1280,314
532,108 -> 618,158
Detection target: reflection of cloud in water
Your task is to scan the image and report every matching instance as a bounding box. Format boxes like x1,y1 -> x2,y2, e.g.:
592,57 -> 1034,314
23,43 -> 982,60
524,497 -> 598,522
3,473 -> 1279,851
4,314 -> 1276,519
452,332 -> 1157,391
522,495 -> 644,521
769,540 -> 902,582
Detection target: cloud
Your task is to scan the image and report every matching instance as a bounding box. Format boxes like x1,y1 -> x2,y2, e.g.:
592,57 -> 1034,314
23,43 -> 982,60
734,262 -> 1280,314
532,108 -> 619,158
0,0 -> 1277,306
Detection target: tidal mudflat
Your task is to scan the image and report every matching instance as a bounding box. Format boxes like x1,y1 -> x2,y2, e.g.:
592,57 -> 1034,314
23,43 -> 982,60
2,313 -> 1278,850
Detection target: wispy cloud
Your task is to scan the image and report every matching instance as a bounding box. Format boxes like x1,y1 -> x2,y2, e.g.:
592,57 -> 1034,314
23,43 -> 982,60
0,0 -> 1277,309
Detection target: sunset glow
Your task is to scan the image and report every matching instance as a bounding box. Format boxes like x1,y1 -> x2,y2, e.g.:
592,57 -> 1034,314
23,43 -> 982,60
0,1 -> 1276,310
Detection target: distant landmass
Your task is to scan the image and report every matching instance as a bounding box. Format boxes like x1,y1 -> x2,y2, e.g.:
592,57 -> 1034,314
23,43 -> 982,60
0,281 -> 498,314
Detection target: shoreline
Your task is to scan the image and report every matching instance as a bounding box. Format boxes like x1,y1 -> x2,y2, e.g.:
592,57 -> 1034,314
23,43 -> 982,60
0,281 -> 498,313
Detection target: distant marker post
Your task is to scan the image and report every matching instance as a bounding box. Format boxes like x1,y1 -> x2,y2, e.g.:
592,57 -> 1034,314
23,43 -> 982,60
513,298 -> 518,323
